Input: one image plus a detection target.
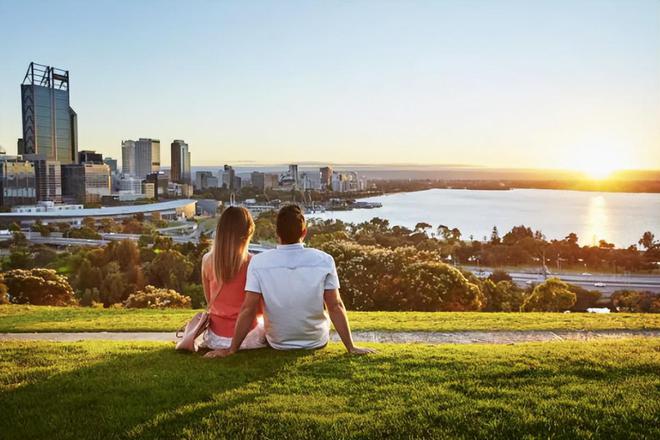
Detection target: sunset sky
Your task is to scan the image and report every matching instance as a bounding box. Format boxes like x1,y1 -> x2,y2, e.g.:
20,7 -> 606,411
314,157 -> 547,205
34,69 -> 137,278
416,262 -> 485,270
0,0 -> 658,171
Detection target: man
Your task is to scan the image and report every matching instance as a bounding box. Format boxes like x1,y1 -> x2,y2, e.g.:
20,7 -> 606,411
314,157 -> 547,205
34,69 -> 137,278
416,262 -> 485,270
206,204 -> 374,357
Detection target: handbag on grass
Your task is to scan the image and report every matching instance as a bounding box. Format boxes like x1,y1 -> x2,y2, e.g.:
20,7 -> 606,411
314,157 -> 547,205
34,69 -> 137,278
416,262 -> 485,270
175,283 -> 221,352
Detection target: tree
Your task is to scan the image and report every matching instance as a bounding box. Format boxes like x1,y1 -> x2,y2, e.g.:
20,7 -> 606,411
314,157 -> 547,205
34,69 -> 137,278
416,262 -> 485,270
638,231 -> 657,251
610,290 -> 660,313
4,268 -> 75,305
414,222 -> 432,234
488,270 -> 512,283
3,247 -> 33,270
0,273 -> 8,304
567,284 -> 602,312
482,279 -> 524,312
521,278 -> 576,312
502,225 -> 533,245
490,226 -> 501,245
146,249 -> 193,292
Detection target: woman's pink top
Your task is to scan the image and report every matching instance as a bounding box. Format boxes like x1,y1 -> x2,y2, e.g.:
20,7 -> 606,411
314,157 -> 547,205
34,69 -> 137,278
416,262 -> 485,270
202,252 -> 258,338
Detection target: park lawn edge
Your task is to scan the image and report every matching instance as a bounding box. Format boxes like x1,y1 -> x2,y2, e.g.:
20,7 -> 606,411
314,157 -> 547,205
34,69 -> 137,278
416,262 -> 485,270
1,305 -> 659,333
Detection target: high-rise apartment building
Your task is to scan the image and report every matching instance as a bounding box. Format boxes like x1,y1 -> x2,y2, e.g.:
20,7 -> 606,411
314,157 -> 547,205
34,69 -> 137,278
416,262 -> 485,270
21,62 -> 77,164
170,140 -> 191,184
0,152 -> 37,207
134,138 -> 160,179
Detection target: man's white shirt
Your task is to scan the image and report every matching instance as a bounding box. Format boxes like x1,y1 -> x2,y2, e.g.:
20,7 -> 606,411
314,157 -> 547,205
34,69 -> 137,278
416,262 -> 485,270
246,243 -> 340,350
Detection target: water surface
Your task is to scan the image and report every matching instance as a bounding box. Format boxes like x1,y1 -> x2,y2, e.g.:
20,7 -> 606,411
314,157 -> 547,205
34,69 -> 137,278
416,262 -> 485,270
312,189 -> 660,247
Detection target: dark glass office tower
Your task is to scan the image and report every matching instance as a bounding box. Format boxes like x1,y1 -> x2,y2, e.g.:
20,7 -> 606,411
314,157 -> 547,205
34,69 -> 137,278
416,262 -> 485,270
170,140 -> 191,184
21,62 -> 78,164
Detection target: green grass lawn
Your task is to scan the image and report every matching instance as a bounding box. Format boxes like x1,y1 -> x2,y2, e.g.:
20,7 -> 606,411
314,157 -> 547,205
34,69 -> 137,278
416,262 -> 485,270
0,339 -> 658,439
1,305 -> 659,333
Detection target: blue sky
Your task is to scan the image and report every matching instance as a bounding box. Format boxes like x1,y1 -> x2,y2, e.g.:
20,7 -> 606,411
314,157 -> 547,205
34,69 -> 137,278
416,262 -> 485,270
0,0 -> 658,171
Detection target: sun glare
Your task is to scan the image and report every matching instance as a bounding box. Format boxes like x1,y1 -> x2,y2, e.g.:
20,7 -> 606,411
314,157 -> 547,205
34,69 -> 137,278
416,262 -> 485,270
567,139 -> 630,180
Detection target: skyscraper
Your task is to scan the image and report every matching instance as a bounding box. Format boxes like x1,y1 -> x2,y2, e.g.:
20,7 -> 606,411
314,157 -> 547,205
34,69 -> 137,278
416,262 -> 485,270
320,166 -> 333,190
134,138 -> 160,179
21,62 -> 77,164
121,140 -> 135,176
170,140 -> 191,184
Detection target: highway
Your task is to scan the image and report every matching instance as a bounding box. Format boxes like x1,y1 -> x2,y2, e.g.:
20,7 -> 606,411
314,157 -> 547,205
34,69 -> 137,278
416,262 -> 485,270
464,266 -> 660,296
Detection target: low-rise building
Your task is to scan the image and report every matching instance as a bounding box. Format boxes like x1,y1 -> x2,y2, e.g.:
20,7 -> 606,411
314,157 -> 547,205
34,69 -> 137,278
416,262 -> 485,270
0,153 -> 37,207
61,163 -> 111,204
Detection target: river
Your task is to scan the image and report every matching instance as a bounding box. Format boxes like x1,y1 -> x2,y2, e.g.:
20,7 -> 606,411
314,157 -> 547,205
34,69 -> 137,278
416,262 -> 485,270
310,188 -> 660,247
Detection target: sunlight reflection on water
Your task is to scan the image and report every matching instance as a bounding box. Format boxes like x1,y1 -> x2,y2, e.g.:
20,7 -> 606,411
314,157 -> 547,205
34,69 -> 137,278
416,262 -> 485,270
586,195 -> 608,246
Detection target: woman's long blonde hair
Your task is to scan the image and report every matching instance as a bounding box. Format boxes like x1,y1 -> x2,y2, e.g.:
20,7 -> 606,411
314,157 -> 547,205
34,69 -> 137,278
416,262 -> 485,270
213,206 -> 255,283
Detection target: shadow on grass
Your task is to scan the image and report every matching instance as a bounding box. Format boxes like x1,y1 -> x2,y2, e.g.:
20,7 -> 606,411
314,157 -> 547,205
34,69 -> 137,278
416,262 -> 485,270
0,343 -> 314,440
1,340 -> 659,440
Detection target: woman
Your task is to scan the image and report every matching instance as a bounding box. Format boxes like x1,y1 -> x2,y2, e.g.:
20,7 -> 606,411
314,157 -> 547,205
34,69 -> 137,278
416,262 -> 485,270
201,206 -> 266,354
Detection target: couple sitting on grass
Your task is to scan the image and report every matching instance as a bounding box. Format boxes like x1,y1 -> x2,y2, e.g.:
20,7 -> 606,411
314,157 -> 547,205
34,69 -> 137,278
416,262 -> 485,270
200,204 -> 374,358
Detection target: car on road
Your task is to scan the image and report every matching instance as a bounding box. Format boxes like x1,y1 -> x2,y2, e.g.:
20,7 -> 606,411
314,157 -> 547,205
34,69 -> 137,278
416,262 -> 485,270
594,282 -> 606,287
581,272 -> 592,276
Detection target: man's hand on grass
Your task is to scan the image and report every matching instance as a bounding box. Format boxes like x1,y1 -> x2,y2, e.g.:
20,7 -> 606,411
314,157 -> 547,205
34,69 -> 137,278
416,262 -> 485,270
203,349 -> 235,359
348,346 -> 376,355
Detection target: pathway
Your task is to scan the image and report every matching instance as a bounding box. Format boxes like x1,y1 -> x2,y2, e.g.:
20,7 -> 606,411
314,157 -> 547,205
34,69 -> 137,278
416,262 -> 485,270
1,330 -> 658,344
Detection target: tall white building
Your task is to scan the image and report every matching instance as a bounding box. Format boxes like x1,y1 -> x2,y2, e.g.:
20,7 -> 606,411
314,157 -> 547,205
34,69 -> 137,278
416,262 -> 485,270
134,138 -> 160,179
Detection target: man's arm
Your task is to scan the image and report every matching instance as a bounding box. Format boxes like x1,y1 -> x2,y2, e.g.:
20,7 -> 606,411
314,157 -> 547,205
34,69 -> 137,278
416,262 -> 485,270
324,288 -> 375,355
204,292 -> 261,358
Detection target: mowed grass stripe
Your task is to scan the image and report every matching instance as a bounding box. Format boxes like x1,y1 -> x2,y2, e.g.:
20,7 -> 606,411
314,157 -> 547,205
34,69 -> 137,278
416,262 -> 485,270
0,339 -> 658,439
1,305 -> 659,333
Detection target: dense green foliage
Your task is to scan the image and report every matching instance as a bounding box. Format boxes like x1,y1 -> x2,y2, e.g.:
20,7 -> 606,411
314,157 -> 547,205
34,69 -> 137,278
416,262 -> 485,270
318,241 -> 482,311
522,278 -> 576,312
1,339 -> 658,439
1,213 -> 658,312
611,290 -> 660,313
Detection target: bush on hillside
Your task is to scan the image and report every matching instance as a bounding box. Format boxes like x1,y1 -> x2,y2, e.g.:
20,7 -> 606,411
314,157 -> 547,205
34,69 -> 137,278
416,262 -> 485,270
482,279 -> 525,312
521,278 -> 576,312
124,285 -> 191,309
610,290 -> 660,313
318,241 -> 483,311
567,284 -> 602,312
4,268 -> 76,306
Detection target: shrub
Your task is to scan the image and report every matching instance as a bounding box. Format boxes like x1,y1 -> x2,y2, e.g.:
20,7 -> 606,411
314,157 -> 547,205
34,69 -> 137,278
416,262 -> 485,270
567,283 -> 602,312
124,285 -> 191,309
400,261 -> 484,311
4,268 -> 76,306
0,273 -> 8,304
488,270 -> 513,283
183,283 -> 206,309
610,290 -> 660,313
482,279 -> 525,312
521,278 -> 576,312
318,241 -> 482,311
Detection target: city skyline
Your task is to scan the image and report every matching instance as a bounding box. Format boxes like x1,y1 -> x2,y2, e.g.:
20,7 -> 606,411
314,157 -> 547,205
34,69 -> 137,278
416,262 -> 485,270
0,1 -> 659,175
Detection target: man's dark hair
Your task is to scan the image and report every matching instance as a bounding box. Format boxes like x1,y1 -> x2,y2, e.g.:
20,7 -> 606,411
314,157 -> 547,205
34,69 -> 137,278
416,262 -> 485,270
276,204 -> 306,244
